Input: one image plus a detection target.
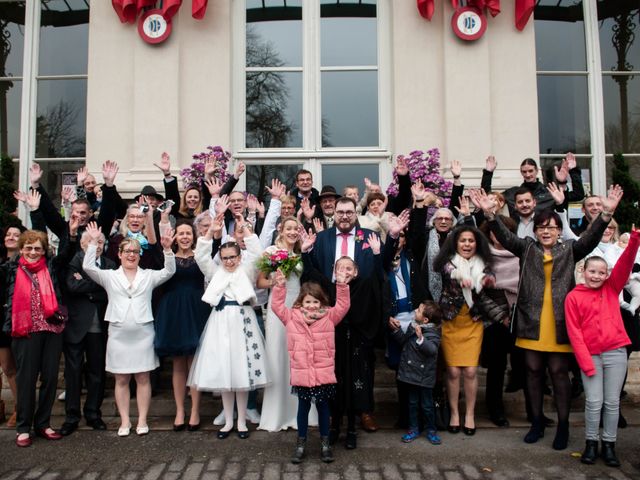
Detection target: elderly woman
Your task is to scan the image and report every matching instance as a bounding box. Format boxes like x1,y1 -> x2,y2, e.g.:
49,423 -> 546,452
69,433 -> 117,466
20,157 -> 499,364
432,226 -> 495,436
0,224 -> 24,427
83,222 -> 176,437
106,203 -> 162,269
2,191 -> 76,447
472,185 -> 623,450
358,192 -> 394,242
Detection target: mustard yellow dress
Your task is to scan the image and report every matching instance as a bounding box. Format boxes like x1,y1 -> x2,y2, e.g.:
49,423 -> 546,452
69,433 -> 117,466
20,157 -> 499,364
515,254 -> 573,353
441,304 -> 484,367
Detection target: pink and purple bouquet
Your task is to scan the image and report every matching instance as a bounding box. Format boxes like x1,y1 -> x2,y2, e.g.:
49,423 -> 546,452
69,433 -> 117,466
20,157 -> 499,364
386,148 -> 452,206
180,145 -> 232,190
257,247 -> 302,278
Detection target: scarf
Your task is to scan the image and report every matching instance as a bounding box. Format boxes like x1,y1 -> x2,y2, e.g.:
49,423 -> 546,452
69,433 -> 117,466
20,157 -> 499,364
489,245 -> 520,306
127,230 -> 149,254
449,254 -> 486,308
425,228 -> 442,302
299,307 -> 328,325
201,266 -> 256,307
11,257 -> 59,337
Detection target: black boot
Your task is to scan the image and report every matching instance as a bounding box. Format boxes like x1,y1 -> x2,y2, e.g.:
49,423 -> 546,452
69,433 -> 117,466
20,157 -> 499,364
524,417 -> 545,444
320,436 -> 334,463
552,421 -> 569,450
601,441 -> 621,467
345,430 -> 357,449
291,437 -> 306,464
580,440 -> 598,465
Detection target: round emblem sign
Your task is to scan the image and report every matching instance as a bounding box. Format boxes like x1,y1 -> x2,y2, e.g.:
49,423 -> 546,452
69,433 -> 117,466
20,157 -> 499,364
451,7 -> 487,41
138,9 -> 172,44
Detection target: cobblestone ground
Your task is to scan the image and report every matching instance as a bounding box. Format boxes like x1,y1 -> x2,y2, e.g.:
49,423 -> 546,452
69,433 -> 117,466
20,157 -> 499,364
1,428 -> 639,479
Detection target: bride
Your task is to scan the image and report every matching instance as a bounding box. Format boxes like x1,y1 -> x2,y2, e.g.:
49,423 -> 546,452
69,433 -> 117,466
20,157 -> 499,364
257,216 -> 317,431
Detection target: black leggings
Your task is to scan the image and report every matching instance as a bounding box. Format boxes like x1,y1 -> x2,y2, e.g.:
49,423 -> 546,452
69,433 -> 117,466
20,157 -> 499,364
524,350 -> 572,424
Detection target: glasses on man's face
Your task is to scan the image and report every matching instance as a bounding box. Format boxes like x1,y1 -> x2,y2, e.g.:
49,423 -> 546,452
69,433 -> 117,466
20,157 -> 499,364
22,246 -> 43,253
128,214 -> 145,220
434,217 -> 452,223
221,254 -> 239,262
535,225 -> 559,232
120,249 -> 141,256
229,199 -> 245,204
335,210 -> 355,218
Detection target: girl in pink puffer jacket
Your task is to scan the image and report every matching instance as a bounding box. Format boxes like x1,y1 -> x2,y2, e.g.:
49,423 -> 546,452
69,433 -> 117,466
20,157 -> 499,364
271,265 -> 351,464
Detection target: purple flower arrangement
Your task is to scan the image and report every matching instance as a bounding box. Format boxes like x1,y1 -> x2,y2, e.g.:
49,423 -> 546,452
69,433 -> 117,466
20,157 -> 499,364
179,145 -> 232,190
386,148 -> 452,206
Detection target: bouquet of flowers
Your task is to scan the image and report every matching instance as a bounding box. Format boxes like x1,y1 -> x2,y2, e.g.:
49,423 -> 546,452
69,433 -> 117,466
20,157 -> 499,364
257,246 -> 302,278
179,145 -> 232,190
386,148 -> 452,206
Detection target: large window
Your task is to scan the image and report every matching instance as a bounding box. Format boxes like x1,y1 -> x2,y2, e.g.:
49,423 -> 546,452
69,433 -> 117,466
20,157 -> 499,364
535,0 -> 640,194
0,0 -> 89,205
234,0 -> 389,197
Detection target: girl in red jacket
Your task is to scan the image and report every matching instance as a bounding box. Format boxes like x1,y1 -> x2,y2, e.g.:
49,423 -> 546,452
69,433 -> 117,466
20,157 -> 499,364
271,261 -> 351,465
565,227 -> 639,467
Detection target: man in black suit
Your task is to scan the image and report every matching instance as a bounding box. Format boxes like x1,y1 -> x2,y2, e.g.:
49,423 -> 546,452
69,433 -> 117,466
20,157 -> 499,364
59,230 -> 116,435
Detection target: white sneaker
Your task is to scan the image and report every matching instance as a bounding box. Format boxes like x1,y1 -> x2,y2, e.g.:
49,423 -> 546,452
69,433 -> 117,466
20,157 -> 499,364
246,408 -> 261,424
57,391 -> 66,401
213,410 -> 237,426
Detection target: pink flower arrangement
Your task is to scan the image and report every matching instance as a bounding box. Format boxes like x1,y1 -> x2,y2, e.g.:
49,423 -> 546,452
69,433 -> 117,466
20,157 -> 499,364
257,247 -> 302,278
386,148 -> 452,206
179,145 -> 232,190
355,230 -> 365,242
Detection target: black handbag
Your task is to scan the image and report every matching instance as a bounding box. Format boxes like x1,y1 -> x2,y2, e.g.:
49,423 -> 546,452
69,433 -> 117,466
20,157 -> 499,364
433,384 -> 450,431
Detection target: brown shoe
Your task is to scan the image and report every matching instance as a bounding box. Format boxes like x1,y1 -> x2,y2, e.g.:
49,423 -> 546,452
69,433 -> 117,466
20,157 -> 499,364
361,413 -> 378,432
7,411 -> 17,428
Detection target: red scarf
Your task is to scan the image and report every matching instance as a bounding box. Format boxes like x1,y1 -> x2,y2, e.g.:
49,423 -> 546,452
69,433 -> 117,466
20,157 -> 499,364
11,257 -> 59,337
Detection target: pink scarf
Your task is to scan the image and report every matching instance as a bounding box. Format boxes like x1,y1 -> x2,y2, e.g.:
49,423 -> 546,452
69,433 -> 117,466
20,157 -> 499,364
490,245 -> 520,307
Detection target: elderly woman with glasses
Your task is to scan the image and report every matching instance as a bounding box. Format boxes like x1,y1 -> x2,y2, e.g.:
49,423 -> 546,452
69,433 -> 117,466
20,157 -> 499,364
82,222 -> 176,437
472,185 -> 623,451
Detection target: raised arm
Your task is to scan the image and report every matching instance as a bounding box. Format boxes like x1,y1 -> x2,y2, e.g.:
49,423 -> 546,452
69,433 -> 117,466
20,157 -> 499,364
82,222 -> 110,287
608,229 -> 640,293
149,229 -> 177,287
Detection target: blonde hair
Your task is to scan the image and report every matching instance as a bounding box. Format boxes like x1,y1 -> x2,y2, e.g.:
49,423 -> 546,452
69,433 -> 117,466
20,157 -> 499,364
118,237 -> 141,253
120,205 -> 147,236
275,216 -> 302,253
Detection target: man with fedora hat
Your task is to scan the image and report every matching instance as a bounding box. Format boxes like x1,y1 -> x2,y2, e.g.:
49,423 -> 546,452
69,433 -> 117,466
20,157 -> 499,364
302,185 -> 340,232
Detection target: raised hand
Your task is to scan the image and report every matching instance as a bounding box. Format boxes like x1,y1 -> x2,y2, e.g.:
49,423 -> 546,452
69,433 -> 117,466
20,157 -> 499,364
602,184 -> 624,214
206,212 -> 225,240
388,210 -> 409,238
77,166 -> 88,186
469,189 -> 496,214
69,213 -> 80,237
29,163 -> 43,188
204,177 -> 223,197
450,159 -> 462,178
335,269 -> 349,284
85,221 -> 102,243
300,197 -> 316,222
256,200 -> 266,218
411,179 -> 426,202
13,190 -> 27,204
485,155 -> 497,173
367,233 -> 381,255
246,194 -> 259,214
154,152 -> 172,176
234,161 -> 246,179
266,178 -> 286,199
61,185 -> 74,203
25,190 -> 41,211
455,194 -> 471,217
395,156 -> 409,176
312,217 -> 324,233
274,269 -> 287,287
204,157 -> 217,178
300,228 -> 317,253
160,228 -> 175,251
364,177 -> 372,191
546,182 -> 565,205
102,160 -> 119,187
554,160 -> 569,184
214,194 -> 230,215
565,152 -> 577,170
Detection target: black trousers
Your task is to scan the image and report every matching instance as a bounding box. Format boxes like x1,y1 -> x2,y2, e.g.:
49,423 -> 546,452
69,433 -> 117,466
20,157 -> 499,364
482,323 -> 511,418
12,332 -> 63,434
64,332 -> 106,423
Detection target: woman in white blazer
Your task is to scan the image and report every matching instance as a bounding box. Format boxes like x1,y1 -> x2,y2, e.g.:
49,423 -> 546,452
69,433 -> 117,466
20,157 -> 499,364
82,222 -> 176,437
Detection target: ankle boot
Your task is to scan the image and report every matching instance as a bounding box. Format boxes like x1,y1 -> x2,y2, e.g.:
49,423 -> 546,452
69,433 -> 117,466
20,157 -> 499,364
601,441 -> 621,467
552,421 -> 569,450
320,436 -> 334,463
291,437 -> 306,464
524,417 -> 545,444
580,440 -> 598,464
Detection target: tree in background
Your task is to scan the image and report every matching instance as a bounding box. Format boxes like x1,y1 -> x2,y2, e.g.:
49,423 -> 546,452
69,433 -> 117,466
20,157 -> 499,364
611,152 -> 640,232
0,154 -> 22,229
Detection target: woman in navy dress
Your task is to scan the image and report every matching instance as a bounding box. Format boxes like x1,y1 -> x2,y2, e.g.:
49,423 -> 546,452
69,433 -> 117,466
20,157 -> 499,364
154,220 -> 210,431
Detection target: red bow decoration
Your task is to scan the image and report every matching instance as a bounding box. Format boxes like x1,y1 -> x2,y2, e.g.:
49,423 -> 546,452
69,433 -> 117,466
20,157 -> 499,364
418,0 -> 534,30
417,0 -> 435,20
162,0 -> 209,20
451,0 -> 500,17
113,0 -> 208,23
515,0 -> 535,31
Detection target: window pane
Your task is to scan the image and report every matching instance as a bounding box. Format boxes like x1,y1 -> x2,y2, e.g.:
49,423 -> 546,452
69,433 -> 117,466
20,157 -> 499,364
321,1 -> 377,67
321,163 -> 379,197
534,2 -> 586,71
606,154 -> 640,192
321,71 -> 378,148
37,160 -> 85,208
246,0 -> 302,67
39,0 -> 90,76
246,71 -> 302,148
36,79 -> 87,158
0,1 -> 26,77
598,2 -> 640,73
245,163 -> 303,204
602,74 -> 640,154
0,79 -> 22,158
537,75 -> 590,154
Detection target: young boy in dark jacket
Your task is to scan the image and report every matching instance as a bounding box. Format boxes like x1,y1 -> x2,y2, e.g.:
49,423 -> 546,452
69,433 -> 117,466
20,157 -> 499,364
389,301 -> 442,445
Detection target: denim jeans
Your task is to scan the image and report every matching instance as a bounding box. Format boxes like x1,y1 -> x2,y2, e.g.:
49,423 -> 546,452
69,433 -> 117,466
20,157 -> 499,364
581,347 -> 628,442
297,397 -> 330,438
406,383 -> 435,432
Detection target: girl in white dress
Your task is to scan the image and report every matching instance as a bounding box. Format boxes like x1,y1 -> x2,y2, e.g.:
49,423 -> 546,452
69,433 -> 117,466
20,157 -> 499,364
188,216 -> 268,439
257,216 -> 317,431
83,222 -> 176,437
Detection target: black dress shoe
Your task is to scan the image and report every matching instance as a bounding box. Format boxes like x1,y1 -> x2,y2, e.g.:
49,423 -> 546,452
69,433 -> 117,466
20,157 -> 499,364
60,422 -> 78,436
87,418 -> 107,431
237,430 -> 250,439
490,415 -> 510,428
463,426 -> 476,436
217,429 -> 232,440
187,423 -> 201,432
173,423 -> 186,432
345,430 -> 357,449
447,425 -> 460,434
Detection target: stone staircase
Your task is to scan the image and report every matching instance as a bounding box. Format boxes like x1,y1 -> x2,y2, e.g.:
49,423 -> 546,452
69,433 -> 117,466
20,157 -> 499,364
2,352 -> 640,431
